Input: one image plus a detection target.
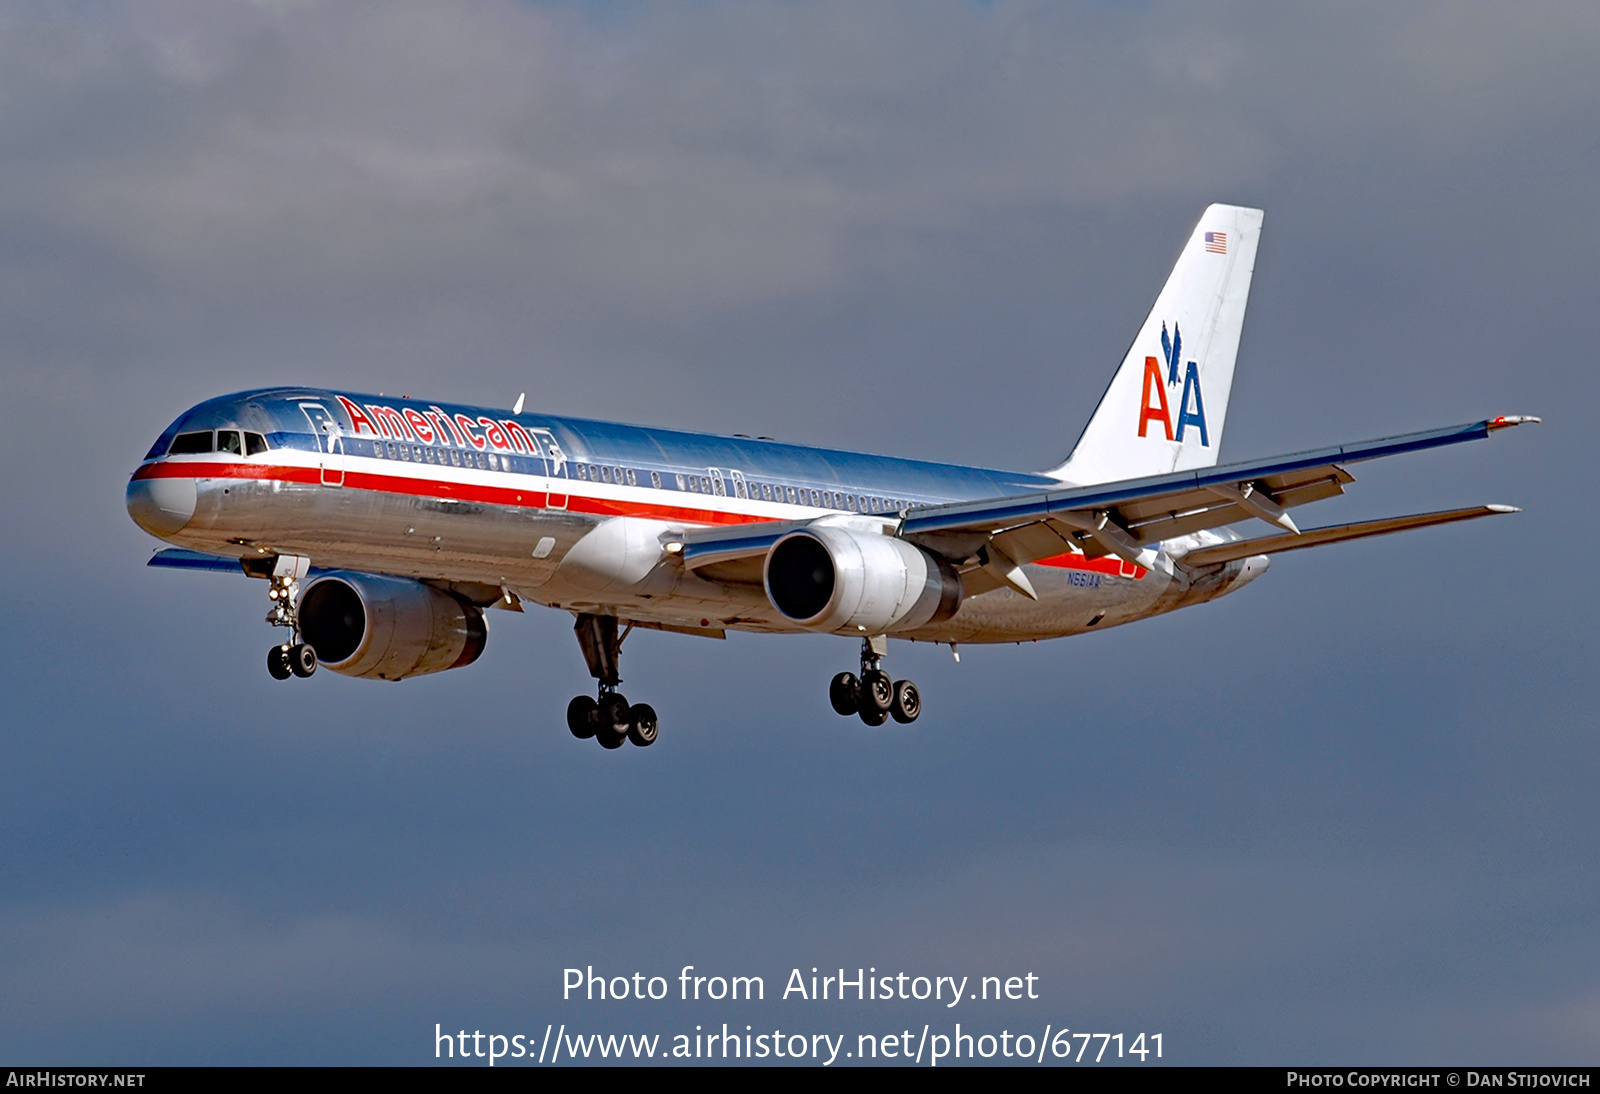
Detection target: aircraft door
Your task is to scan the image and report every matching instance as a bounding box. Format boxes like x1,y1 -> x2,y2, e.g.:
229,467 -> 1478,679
529,427 -> 568,510
708,468 -> 726,497
299,402 -> 345,487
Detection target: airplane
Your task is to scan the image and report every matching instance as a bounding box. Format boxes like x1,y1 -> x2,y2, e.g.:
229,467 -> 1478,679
125,204 -> 1537,750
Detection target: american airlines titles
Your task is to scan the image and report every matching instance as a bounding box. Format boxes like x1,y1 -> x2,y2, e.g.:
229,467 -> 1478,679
335,395 -> 537,456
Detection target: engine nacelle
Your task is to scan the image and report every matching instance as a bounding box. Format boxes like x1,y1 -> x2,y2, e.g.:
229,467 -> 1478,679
297,572 -> 488,681
764,526 -> 962,635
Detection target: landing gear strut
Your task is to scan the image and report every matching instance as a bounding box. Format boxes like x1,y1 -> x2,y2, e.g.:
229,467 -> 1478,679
565,613 -> 659,749
262,559 -> 317,682
829,635 -> 920,726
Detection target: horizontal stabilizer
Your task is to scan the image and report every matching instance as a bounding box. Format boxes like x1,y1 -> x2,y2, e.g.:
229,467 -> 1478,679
1177,505 -> 1519,568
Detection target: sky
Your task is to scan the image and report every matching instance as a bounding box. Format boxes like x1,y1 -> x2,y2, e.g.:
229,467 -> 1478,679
1,0 -> 1596,1066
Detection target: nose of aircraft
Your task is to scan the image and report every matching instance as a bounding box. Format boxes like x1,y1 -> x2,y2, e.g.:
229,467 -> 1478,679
126,474 -> 197,536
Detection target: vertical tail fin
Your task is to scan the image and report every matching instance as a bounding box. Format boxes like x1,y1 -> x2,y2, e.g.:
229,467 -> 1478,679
1049,204 -> 1263,485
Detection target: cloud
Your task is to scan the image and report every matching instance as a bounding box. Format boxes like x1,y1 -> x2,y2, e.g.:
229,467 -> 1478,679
1,1 -> 1597,1065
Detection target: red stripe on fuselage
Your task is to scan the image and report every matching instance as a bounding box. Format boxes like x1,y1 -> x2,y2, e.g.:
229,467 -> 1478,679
131,459 -> 772,527
131,459 -> 1150,578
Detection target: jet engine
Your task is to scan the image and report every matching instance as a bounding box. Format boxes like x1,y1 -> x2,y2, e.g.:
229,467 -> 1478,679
763,527 -> 961,635
297,572 -> 487,680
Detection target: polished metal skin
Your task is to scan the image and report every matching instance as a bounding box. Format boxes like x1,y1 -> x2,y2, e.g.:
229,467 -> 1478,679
125,387 -> 1231,648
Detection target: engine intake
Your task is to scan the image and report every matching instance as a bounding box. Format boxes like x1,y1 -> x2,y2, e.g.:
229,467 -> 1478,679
298,572 -> 487,680
764,527 -> 961,634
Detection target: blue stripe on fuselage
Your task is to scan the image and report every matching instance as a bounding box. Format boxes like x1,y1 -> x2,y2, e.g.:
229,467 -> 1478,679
147,387 -> 1060,510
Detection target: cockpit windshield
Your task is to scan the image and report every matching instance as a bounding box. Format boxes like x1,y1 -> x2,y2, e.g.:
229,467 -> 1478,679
163,429 -> 269,456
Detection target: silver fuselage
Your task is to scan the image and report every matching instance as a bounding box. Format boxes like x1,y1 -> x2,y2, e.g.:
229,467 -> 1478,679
127,387 -> 1264,645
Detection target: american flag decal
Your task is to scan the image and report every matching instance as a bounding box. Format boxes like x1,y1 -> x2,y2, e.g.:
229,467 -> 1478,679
1204,231 -> 1227,254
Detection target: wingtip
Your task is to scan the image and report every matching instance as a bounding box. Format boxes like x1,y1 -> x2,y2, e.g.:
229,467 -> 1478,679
1488,415 -> 1541,431
1485,504 -> 1521,514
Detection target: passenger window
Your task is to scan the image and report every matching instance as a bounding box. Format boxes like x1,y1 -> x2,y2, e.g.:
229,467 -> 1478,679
600,466 -> 611,483
626,468 -> 637,486
168,431 -> 213,455
489,453 -> 500,470
675,473 -> 686,490
650,471 -> 661,489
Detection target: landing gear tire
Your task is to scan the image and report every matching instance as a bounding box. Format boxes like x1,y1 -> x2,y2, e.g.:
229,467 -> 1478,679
859,669 -> 893,714
289,643 -> 317,678
267,645 -> 292,680
596,693 -> 630,749
890,679 -> 921,724
567,695 -> 598,739
829,672 -> 861,716
627,703 -> 659,747
858,705 -> 889,727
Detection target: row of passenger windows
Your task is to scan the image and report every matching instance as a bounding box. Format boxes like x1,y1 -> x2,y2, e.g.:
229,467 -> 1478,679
168,430 -> 270,456
579,462 -> 919,514
374,440 -> 502,471
164,428 -> 925,512
372,440 -> 921,513
676,474 -> 916,515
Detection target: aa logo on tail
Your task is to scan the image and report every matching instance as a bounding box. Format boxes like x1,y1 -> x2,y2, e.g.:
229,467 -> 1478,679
1136,321 -> 1209,446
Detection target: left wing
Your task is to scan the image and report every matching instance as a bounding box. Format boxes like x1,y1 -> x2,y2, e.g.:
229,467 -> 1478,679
897,416 -> 1536,592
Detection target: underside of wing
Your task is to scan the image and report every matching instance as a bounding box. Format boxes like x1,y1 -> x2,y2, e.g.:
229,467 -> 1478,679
1175,505 -> 1519,568
672,515 -> 898,586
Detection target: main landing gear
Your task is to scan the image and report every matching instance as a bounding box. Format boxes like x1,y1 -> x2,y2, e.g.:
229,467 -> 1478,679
829,635 -> 920,726
565,613 -> 659,749
263,568 -> 317,681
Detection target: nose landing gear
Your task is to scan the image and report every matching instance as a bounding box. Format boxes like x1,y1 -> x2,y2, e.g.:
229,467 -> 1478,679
829,636 -> 920,726
566,614 -> 660,749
